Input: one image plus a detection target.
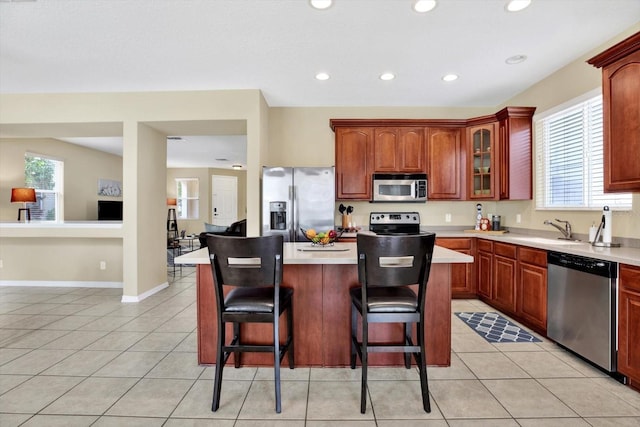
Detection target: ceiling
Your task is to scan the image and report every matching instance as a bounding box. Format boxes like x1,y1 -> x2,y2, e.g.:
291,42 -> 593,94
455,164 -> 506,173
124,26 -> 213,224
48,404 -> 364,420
1,0 -> 639,167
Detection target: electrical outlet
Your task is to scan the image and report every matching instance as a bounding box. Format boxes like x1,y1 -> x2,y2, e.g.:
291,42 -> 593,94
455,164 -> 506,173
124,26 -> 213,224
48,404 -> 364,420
516,214 -> 522,224
0,259 -> 3,269
445,213 -> 452,223
100,261 -> 106,270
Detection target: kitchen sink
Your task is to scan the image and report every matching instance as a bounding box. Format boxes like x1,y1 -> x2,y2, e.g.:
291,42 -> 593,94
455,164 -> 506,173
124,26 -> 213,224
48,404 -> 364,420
508,237 -> 584,246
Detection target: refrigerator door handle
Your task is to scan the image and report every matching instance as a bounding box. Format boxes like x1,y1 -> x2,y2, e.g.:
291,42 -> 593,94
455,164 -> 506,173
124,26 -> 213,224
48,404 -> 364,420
291,185 -> 297,242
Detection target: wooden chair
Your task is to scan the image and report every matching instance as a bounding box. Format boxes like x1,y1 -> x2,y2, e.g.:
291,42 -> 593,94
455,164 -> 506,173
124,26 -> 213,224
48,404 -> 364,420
206,234 -> 294,413
350,232 -> 436,413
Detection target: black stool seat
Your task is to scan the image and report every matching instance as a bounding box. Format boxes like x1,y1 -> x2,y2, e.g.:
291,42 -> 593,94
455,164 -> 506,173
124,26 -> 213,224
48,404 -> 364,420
350,287 -> 417,313
225,287 -> 293,313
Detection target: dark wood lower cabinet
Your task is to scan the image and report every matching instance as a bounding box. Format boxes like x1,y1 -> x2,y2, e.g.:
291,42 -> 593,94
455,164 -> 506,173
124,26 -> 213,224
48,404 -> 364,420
436,238 -> 475,298
493,253 -> 517,313
619,264 -> 640,390
477,240 -> 493,299
516,247 -> 547,335
474,241 -> 548,337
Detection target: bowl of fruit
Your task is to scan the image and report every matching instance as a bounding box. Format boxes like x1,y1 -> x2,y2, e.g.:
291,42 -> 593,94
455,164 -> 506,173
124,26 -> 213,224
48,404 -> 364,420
301,228 -> 342,246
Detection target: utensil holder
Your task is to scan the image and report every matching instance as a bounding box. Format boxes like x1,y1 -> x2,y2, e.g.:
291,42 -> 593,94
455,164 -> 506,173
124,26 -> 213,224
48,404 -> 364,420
342,215 -> 352,229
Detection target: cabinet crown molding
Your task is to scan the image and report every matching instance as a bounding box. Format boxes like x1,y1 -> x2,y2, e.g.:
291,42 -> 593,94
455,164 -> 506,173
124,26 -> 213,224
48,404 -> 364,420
588,31 -> 640,68
330,106 -> 536,131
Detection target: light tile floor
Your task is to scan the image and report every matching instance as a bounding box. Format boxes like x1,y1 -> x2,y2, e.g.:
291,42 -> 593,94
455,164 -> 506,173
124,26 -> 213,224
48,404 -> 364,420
1,268 -> 640,426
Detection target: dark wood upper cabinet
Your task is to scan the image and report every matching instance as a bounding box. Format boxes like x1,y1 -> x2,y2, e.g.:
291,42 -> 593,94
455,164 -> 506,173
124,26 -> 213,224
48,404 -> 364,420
496,107 -> 536,200
427,127 -> 464,200
466,107 -> 535,200
334,127 -> 374,200
373,127 -> 425,173
331,109 -> 534,201
467,123 -> 498,200
588,31 -> 640,193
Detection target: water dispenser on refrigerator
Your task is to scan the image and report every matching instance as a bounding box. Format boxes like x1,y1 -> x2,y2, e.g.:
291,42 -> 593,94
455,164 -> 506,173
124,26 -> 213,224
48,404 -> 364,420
270,202 -> 287,230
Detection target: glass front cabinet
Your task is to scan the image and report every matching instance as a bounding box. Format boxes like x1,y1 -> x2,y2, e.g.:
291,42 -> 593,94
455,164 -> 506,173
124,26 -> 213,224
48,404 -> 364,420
468,123 -> 497,199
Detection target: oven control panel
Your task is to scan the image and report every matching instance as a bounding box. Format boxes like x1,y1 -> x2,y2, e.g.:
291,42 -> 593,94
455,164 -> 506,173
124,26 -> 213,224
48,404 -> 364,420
369,212 -> 420,225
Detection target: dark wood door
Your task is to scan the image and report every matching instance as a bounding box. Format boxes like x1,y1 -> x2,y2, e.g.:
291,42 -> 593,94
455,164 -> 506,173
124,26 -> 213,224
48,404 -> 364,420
493,255 -> 517,314
335,127 -> 374,200
373,127 -> 398,172
619,264 -> 640,386
517,262 -> 547,334
495,107 -> 535,200
373,127 -> 425,173
436,237 -> 475,297
427,127 -> 464,200
397,127 -> 425,172
477,250 -> 493,299
516,246 -> 547,334
603,49 -> 640,192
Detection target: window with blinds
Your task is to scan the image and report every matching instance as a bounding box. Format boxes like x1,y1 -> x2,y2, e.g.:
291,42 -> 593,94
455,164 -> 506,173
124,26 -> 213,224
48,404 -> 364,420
535,94 -> 632,210
24,153 -> 64,221
176,178 -> 199,220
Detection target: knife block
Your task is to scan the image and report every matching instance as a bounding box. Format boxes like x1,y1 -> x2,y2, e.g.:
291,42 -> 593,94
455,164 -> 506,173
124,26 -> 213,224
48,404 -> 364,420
341,214 -> 352,230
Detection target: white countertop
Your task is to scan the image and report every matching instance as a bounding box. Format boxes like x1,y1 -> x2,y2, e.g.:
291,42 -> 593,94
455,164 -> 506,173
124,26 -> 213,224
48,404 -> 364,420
432,230 -> 640,267
175,242 -> 474,265
0,221 -> 123,238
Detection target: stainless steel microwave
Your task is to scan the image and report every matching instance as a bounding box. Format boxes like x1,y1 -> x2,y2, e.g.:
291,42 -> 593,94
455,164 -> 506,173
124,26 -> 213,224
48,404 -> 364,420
372,173 -> 427,202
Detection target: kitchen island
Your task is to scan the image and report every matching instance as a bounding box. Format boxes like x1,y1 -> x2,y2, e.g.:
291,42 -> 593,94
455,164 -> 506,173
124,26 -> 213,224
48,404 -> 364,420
175,242 -> 473,367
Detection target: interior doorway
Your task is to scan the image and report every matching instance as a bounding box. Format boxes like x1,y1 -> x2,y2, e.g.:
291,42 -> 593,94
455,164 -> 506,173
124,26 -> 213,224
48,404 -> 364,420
211,175 -> 237,226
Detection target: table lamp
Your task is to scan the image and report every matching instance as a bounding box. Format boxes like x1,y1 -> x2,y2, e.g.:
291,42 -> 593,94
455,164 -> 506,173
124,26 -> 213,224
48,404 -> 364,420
11,187 -> 36,221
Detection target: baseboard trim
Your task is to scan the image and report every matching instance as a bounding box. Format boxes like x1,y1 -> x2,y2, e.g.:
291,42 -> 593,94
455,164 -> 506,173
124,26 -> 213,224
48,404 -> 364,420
0,280 -> 123,288
121,281 -> 169,303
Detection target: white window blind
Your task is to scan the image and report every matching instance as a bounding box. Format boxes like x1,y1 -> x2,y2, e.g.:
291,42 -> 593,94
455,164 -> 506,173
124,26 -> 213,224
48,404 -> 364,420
535,94 -> 632,210
176,178 -> 199,220
24,153 -> 64,221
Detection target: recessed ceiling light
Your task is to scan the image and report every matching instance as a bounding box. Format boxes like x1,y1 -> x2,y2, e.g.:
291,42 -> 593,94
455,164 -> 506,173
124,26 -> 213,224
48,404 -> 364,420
309,0 -> 332,10
506,0 -> 531,12
315,72 -> 330,81
505,54 -> 527,64
442,74 -> 459,82
380,73 -> 395,81
231,164 -> 242,170
413,0 -> 437,13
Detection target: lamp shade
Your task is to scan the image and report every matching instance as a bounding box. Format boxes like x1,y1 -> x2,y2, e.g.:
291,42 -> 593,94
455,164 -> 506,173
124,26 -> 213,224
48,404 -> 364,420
11,188 -> 36,203
167,198 -> 177,206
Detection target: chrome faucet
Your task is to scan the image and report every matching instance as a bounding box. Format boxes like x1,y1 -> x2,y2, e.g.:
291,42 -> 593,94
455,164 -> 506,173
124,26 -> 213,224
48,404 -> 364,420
544,219 -> 573,240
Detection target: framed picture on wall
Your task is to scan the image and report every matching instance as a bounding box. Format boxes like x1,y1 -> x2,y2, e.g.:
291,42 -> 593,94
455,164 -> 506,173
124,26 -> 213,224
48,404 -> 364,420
98,178 -> 122,197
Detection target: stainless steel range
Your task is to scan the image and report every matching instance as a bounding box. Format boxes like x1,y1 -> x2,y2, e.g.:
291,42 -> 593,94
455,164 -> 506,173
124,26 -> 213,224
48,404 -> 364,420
369,212 -> 421,235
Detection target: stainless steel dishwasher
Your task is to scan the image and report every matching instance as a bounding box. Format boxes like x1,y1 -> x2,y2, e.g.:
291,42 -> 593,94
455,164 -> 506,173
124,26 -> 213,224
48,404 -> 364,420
547,251 -> 618,373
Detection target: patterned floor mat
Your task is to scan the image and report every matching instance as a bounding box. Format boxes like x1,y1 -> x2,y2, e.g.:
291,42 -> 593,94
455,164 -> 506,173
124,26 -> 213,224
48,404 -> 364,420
455,312 -> 542,343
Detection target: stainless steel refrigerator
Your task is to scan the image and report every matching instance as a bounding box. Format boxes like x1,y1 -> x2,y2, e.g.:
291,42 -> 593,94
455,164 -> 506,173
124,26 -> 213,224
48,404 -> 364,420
262,166 -> 335,242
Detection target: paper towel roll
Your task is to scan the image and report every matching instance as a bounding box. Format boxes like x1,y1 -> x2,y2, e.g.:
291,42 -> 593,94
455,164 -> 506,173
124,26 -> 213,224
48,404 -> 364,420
603,206 -> 612,244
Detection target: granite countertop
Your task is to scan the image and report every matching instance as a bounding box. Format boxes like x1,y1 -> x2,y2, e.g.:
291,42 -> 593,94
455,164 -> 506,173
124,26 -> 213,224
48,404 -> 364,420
174,242 -> 474,265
